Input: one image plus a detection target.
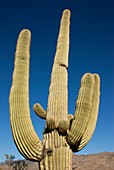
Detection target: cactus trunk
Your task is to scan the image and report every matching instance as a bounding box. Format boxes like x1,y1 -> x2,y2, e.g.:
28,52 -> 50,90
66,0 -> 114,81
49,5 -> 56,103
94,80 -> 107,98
39,9 -> 73,169
40,131 -> 72,170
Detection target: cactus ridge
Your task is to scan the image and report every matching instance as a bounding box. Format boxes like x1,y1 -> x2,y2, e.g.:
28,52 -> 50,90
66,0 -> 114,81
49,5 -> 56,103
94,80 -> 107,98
9,9 -> 100,169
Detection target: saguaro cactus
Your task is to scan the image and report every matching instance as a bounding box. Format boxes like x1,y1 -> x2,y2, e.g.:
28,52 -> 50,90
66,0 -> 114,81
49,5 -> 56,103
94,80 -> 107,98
9,9 -> 100,170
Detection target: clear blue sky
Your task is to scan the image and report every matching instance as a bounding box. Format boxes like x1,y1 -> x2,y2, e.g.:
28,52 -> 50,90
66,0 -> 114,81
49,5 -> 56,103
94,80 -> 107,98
0,0 -> 113,162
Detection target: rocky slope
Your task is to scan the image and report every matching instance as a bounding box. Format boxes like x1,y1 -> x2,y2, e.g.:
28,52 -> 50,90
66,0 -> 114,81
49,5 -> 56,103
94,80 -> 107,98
73,152 -> 114,170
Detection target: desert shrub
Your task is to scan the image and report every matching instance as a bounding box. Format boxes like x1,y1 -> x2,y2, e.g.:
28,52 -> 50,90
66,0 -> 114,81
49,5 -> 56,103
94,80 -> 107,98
12,160 -> 28,170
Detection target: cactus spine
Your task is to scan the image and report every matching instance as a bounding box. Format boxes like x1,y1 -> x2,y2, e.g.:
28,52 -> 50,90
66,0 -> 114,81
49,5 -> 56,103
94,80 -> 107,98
9,9 -> 100,169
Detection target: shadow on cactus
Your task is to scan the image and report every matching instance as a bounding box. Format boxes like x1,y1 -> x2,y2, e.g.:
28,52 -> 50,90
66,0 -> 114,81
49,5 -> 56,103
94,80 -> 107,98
9,9 -> 100,169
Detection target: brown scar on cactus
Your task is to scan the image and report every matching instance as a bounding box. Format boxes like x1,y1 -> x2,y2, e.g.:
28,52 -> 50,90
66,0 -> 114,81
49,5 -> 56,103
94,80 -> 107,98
9,9 -> 100,169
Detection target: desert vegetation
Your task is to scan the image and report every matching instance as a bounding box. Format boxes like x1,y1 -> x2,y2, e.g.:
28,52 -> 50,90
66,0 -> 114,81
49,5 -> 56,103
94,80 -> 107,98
4,154 -> 28,170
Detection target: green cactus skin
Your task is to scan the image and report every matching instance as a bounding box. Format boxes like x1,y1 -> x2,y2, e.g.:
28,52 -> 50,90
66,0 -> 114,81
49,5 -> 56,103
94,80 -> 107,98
9,9 -> 100,169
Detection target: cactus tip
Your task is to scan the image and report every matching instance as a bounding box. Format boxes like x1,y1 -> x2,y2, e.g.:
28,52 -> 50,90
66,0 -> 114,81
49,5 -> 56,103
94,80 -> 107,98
93,73 -> 100,82
81,73 -> 94,85
19,29 -> 31,38
63,9 -> 71,16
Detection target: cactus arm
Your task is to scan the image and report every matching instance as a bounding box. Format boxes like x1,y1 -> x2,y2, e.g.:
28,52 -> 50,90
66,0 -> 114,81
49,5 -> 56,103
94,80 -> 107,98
76,74 -> 100,151
9,30 -> 43,161
67,73 -> 100,151
46,9 -> 70,133
33,103 -> 46,119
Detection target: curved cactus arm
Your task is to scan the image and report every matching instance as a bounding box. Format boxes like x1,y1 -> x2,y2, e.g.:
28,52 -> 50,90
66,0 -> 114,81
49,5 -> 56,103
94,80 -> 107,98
76,74 -> 100,151
67,73 -> 100,151
33,103 -> 46,119
9,29 -> 43,161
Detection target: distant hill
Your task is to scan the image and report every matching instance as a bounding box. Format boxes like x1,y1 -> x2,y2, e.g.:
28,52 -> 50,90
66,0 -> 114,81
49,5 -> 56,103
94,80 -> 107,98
73,152 -> 114,170
0,152 -> 114,170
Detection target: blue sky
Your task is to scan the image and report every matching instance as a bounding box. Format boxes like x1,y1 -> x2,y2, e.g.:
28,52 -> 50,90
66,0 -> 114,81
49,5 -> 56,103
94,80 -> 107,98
0,0 -> 113,162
